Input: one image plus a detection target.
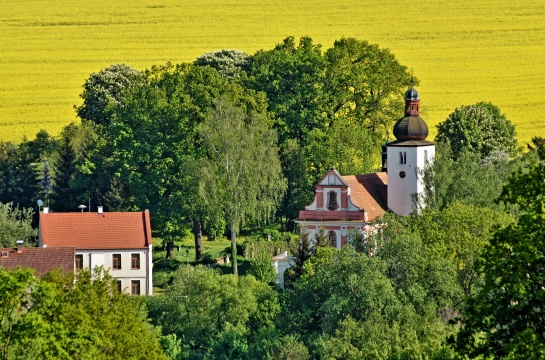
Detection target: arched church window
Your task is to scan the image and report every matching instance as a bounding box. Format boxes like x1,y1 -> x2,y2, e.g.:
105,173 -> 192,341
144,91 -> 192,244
327,191 -> 338,210
328,231 -> 337,248
399,151 -> 407,164
424,150 -> 428,162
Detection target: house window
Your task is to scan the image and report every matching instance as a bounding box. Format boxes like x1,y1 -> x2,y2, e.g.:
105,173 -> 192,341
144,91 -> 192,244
112,254 -> 121,270
399,151 -> 407,164
117,280 -> 122,293
75,254 -> 83,270
327,191 -> 338,210
131,280 -> 140,296
131,253 -> 140,269
328,231 -> 337,248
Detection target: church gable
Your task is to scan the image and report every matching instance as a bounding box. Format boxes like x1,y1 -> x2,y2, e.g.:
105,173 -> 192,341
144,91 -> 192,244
317,168 -> 348,187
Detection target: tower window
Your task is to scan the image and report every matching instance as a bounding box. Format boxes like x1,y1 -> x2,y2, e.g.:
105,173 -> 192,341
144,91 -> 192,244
399,152 -> 407,164
327,191 -> 338,210
328,231 -> 337,248
424,150 -> 428,162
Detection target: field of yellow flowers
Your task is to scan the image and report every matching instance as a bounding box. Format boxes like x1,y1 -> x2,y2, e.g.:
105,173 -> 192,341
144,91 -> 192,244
1,0 -> 544,144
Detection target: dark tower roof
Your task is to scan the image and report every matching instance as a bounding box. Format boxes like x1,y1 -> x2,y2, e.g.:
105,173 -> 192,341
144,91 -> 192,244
404,87 -> 420,100
391,85 -> 431,144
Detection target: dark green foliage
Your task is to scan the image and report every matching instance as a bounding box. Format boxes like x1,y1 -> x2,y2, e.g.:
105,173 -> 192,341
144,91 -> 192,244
50,132 -> 78,211
453,145 -> 545,359
436,102 -> 517,159
280,247 -> 456,359
0,130 -> 56,215
0,202 -> 36,247
76,63 -> 146,126
199,97 -> 286,275
145,266 -> 280,359
418,142 -> 521,211
0,267 -> 165,360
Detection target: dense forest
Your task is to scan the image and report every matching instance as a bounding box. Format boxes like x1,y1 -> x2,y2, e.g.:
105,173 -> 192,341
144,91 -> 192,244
1,36 -> 544,359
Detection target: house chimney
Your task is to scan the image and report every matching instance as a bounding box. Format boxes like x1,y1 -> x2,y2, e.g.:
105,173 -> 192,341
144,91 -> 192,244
98,206 -> 103,214
43,207 -> 49,214
16,240 -> 24,253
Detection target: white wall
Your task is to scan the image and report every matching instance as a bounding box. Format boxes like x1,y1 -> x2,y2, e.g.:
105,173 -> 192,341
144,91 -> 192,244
387,144 -> 435,216
77,248 -> 152,295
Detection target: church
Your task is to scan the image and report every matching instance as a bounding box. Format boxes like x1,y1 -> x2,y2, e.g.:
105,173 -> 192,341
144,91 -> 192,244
294,86 -> 435,248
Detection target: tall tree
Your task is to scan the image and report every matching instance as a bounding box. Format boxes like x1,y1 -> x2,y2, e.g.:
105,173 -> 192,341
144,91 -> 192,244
0,202 -> 36,248
453,145 -> 545,359
195,49 -> 249,80
199,97 -> 286,275
323,37 -> 413,134
76,63 -> 146,126
50,129 -> 78,212
436,101 -> 517,159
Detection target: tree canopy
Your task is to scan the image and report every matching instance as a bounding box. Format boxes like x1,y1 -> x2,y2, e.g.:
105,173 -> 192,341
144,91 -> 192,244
0,267 -> 165,360
453,145 -> 545,359
436,102 -> 517,159
199,97 -> 286,274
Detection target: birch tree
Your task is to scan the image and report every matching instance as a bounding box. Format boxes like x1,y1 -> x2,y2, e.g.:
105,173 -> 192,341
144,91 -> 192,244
199,97 -> 286,275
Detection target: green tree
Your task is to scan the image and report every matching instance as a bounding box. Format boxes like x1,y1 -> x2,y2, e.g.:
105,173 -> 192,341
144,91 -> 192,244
199,97 -> 286,275
76,63 -> 146,126
281,247 -> 455,359
50,127 -> 78,212
452,145 -> 545,359
194,49 -> 249,79
1,267 -> 165,360
418,142 -> 521,211
85,63 -> 236,259
249,36 -> 326,146
0,130 -> 56,216
436,102 -> 517,159
0,202 -> 37,248
415,202 -> 513,296
145,266 -> 280,359
323,37 -> 413,134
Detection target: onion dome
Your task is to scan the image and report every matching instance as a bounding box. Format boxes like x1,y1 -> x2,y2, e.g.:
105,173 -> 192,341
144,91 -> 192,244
405,87 -> 419,100
392,85 -> 428,141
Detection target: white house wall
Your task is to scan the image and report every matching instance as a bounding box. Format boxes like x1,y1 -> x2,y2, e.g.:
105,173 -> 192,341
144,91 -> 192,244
77,248 -> 152,295
387,144 -> 435,216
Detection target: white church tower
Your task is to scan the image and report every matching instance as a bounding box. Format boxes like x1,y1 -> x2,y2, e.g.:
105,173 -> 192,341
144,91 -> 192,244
386,85 -> 435,216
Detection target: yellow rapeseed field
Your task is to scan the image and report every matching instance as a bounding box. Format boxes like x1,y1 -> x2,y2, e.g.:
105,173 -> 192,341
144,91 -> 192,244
1,0 -> 544,144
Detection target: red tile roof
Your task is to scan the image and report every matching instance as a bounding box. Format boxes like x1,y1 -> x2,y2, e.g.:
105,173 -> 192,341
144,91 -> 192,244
39,211 -> 152,250
342,172 -> 388,221
0,247 -> 75,276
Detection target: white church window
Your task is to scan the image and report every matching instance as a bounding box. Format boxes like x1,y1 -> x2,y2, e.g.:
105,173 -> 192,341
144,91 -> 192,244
424,150 -> 428,162
328,231 -> 337,247
327,191 -> 338,210
399,151 -> 407,164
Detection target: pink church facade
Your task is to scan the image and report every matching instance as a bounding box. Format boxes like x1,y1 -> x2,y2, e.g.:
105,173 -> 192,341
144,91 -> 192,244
295,168 -> 388,248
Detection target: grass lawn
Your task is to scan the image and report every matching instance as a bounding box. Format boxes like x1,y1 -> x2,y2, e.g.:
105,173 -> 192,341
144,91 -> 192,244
152,235 -> 253,294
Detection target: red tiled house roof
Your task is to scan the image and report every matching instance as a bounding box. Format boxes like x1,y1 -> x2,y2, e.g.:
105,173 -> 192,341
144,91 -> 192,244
39,211 -> 152,250
342,172 -> 388,221
0,246 -> 75,276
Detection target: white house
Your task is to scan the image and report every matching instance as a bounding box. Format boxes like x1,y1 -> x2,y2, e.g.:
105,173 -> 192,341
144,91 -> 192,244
39,208 -> 154,295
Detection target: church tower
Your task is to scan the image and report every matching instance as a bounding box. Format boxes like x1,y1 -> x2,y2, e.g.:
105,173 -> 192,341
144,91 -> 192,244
386,85 -> 435,216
